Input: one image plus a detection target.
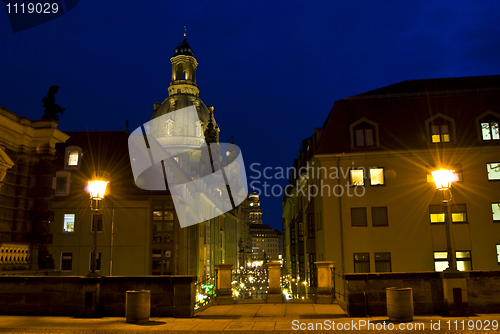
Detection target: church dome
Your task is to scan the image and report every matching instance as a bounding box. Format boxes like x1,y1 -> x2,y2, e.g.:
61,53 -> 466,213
173,37 -> 194,57
150,95 -> 216,131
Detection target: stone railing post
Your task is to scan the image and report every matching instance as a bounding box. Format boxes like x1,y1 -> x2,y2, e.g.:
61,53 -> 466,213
172,276 -> 196,318
315,261 -> 335,304
215,263 -> 233,305
266,261 -> 282,303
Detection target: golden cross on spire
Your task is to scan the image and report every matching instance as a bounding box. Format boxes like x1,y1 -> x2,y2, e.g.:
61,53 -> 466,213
184,26 -> 186,40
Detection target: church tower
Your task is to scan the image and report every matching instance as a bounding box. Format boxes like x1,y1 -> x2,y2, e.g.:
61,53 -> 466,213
148,28 -> 220,177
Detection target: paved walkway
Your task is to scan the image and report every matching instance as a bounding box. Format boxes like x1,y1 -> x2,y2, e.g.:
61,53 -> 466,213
0,303 -> 499,333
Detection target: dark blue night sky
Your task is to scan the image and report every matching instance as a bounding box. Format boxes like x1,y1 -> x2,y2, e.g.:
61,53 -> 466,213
2,1 -> 500,231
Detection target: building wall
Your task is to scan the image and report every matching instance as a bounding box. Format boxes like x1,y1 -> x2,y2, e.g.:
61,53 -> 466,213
49,199 -> 151,276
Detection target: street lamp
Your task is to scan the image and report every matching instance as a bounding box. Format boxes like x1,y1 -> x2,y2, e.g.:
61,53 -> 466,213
88,179 -> 108,277
431,169 -> 457,272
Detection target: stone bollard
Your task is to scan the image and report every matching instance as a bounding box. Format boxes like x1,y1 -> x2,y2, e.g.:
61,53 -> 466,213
386,287 -> 413,322
215,263 -> 234,305
266,261 -> 283,303
126,290 -> 150,324
315,261 -> 335,304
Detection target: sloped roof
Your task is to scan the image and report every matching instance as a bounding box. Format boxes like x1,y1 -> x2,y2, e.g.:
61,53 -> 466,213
317,75 -> 500,155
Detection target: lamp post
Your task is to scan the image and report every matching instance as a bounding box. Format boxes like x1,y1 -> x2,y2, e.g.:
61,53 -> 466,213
431,169 -> 457,272
88,179 -> 108,277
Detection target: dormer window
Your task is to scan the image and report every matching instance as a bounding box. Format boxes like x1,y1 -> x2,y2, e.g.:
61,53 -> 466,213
475,110 -> 500,142
350,118 -> 379,149
64,146 -> 82,170
431,124 -> 450,143
481,122 -> 499,140
425,113 -> 455,144
356,129 -> 374,147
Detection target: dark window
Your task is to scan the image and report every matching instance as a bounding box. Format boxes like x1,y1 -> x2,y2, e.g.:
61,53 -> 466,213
354,126 -> 375,147
351,207 -> 367,227
307,215 -> 315,238
152,201 -> 175,243
372,207 -> 388,226
61,252 -> 72,271
375,252 -> 391,272
354,253 -> 370,273
298,222 -> 304,242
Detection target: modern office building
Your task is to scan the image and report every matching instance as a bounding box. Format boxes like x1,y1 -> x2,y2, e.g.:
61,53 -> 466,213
283,75 -> 500,299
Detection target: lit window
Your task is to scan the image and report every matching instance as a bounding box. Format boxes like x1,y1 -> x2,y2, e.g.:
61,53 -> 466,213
90,252 -> 101,271
349,169 -> 365,186
91,213 -> 103,233
68,150 -> 79,165
64,146 -> 82,170
487,163 -> 500,180
369,167 -> 384,186
481,122 -> 499,141
351,207 -> 367,227
434,251 -> 472,271
456,250 -> 472,271
431,125 -> 450,143
354,253 -> 370,273
372,206 -> 388,226
429,204 -> 467,223
492,203 -> 500,222
451,204 -> 467,223
61,252 -> 72,271
496,245 -> 500,264
429,205 -> 445,223
63,214 -> 75,233
375,252 -> 391,272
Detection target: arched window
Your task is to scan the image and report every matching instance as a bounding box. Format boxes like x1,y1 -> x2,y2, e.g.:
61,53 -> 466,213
165,119 -> 174,136
195,121 -> 203,137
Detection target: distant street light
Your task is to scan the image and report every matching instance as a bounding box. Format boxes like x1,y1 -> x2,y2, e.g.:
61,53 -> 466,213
431,169 -> 457,272
88,179 -> 109,277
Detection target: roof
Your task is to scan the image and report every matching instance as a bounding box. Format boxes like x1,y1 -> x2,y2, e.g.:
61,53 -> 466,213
352,74 -> 500,98
316,74 -> 500,155
249,224 -> 280,235
173,36 -> 194,57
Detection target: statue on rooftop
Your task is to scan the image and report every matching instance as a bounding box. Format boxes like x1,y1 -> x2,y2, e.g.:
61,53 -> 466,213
41,85 -> 66,121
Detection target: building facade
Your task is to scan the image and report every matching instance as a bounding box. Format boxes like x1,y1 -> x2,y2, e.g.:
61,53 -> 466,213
283,75 -> 500,300
49,34 -> 240,280
0,106 -> 69,273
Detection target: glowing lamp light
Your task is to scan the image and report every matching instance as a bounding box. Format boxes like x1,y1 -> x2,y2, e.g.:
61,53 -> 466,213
88,180 -> 109,200
431,169 -> 454,190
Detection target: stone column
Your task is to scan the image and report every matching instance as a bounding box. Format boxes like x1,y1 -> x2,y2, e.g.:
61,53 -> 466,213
215,263 -> 233,305
266,261 -> 282,303
315,261 -> 335,304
